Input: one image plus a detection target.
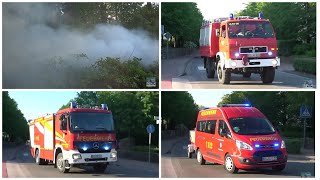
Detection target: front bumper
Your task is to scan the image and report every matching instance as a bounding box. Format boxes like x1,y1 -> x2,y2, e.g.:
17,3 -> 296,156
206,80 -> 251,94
64,149 -> 117,164
225,57 -> 280,69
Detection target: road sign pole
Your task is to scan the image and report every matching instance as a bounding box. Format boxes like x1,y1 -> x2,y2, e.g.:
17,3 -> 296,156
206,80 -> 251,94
149,133 -> 151,163
303,118 -> 306,148
166,39 -> 169,59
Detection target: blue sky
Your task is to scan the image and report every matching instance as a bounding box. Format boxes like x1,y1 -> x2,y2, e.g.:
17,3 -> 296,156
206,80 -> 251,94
188,91 -> 233,108
8,91 -> 79,120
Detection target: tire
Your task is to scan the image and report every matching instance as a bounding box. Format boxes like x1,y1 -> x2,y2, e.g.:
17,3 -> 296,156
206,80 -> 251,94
206,58 -> 215,78
196,149 -> 205,165
35,149 -> 45,165
243,72 -> 251,78
93,163 -> 108,173
56,153 -> 70,173
224,154 -> 238,174
261,67 -> 275,84
272,164 -> 286,171
217,61 -> 231,84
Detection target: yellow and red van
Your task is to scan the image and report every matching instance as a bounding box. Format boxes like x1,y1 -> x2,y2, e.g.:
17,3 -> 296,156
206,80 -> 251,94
188,104 -> 287,173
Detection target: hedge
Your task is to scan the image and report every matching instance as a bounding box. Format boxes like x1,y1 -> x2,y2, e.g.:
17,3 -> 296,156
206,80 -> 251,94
293,58 -> 316,74
284,138 -> 301,154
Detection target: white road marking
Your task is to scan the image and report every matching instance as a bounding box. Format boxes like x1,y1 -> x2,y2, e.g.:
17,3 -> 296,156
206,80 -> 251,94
172,78 -> 192,89
197,66 -> 205,71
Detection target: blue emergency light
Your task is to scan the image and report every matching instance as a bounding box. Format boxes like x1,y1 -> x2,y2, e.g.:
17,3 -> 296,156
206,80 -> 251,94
82,146 -> 88,151
229,13 -> 234,19
101,104 -> 108,110
70,102 -> 76,108
274,143 -> 279,147
259,12 -> 264,19
255,144 -> 260,148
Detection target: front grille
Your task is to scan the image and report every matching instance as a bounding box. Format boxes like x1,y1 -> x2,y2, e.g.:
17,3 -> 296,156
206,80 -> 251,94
240,46 -> 267,53
85,158 -> 108,162
74,141 -> 115,153
253,150 -> 283,161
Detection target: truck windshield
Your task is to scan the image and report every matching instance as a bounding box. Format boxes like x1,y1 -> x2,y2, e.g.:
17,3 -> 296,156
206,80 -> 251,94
228,117 -> 275,135
70,112 -> 114,132
228,21 -> 274,38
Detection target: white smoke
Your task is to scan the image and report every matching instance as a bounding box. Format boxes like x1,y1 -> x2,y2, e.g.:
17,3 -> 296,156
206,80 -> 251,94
3,3 -> 159,88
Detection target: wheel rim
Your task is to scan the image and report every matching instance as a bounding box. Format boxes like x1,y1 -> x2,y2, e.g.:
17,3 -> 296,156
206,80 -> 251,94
197,150 -> 202,162
36,151 -> 39,163
225,157 -> 233,171
57,157 -> 63,169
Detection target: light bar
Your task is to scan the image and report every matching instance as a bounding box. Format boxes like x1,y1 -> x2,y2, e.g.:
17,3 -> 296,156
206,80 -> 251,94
70,102 -> 76,108
101,104 -> 108,110
229,13 -> 234,20
259,12 -> 264,19
218,104 -> 252,107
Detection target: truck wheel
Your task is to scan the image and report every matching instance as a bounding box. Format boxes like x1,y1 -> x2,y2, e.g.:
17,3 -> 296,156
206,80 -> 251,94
206,58 -> 215,78
56,153 -> 70,173
261,67 -> 275,84
35,149 -> 45,165
196,149 -> 205,165
243,72 -> 251,78
224,154 -> 238,174
217,61 -> 231,84
272,164 -> 286,171
93,163 -> 108,173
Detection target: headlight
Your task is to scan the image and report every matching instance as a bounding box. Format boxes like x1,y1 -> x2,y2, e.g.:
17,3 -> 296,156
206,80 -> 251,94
231,61 -> 237,67
268,51 -> 273,56
235,52 -> 240,57
110,152 -> 117,158
281,140 -> 286,148
72,154 -> 82,160
272,60 -> 278,65
236,140 -> 253,150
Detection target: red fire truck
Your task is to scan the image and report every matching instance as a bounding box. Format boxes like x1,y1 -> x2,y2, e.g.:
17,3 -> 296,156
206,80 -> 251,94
200,13 -> 280,84
28,102 -> 117,173
187,104 -> 287,173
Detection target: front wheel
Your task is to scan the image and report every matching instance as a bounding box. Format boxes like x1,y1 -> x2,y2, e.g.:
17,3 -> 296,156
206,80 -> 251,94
261,67 -> 275,84
224,154 -> 238,174
56,153 -> 70,173
93,163 -> 108,173
217,61 -> 231,84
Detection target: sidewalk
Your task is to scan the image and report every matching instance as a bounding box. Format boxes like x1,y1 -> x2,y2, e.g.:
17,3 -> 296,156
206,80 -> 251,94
288,149 -> 315,162
161,136 -> 188,155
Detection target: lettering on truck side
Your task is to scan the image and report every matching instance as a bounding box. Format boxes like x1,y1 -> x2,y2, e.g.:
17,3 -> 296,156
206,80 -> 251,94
249,136 -> 278,141
201,110 -> 217,116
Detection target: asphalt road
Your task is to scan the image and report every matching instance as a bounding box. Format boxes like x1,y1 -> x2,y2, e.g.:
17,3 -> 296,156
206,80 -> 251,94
166,57 -> 316,89
161,137 -> 315,178
3,145 -> 158,178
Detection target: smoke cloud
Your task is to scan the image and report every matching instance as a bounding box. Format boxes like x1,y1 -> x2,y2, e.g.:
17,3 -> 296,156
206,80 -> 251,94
3,3 -> 159,88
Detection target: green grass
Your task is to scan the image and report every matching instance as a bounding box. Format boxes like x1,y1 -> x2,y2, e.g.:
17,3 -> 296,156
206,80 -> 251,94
131,145 -> 159,153
293,57 -> 316,74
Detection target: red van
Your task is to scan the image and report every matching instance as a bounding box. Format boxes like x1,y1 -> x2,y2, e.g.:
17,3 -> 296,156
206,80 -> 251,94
187,104 -> 287,173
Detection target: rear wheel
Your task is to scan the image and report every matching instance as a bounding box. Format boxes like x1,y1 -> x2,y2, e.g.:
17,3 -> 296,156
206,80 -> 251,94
224,154 -> 238,174
93,163 -> 108,173
196,149 -> 205,165
261,67 -> 275,84
206,58 -> 215,78
56,153 -> 70,173
272,164 -> 286,171
243,72 -> 251,78
217,61 -> 231,84
35,149 -> 45,165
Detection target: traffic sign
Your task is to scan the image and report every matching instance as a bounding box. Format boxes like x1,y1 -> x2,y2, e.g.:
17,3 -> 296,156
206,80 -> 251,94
300,105 -> 312,118
146,124 -> 155,133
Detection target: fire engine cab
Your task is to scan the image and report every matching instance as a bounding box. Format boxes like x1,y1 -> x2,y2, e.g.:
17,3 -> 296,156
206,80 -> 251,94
28,102 -> 117,173
199,13 -> 280,84
188,104 -> 287,173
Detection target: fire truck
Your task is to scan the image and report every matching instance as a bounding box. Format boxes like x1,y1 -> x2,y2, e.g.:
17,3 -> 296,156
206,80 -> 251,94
28,102 -> 117,173
187,104 -> 287,173
199,13 -> 280,84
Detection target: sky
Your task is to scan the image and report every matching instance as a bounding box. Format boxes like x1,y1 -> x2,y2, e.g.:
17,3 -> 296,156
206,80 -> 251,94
188,91 -> 233,108
197,1 -> 250,19
8,91 -> 79,120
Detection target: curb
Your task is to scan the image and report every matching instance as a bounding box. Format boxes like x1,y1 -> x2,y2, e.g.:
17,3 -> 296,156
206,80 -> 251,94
2,161 -> 8,178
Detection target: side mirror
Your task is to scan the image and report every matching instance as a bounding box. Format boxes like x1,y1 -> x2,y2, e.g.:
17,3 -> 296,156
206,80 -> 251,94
59,115 -> 64,121
220,128 -> 226,137
216,29 -> 220,37
60,118 -> 67,130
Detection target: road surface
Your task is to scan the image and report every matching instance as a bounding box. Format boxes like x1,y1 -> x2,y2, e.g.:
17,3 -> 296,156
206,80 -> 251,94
162,56 -> 316,89
3,144 -> 158,178
161,137 -> 315,178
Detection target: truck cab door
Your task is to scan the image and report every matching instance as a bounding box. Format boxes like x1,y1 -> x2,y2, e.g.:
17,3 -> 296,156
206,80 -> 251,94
215,120 -> 232,161
195,121 -> 207,156
219,24 -> 229,57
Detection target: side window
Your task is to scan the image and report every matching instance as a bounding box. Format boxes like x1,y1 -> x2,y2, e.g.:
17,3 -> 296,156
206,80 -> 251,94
218,120 -> 231,137
205,120 -> 217,134
196,121 -> 206,132
221,25 -> 226,38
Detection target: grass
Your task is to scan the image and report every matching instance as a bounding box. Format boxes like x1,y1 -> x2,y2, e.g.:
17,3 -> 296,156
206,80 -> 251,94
130,145 -> 159,153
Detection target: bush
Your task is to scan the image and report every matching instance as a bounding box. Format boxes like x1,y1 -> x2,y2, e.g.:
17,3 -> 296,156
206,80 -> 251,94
284,138 -> 301,154
293,43 -> 316,57
277,39 -> 296,56
293,58 -> 316,74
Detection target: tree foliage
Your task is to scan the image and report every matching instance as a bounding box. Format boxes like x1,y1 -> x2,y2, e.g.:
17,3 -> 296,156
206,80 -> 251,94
162,3 -> 203,47
61,91 -> 159,146
161,91 -> 198,130
218,91 -> 315,137
237,2 -> 316,56
3,92 -> 29,142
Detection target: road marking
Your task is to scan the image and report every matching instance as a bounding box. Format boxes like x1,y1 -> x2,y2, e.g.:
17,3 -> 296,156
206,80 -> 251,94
172,78 -> 192,89
182,146 -> 188,150
197,66 -> 205,71
23,153 -> 29,157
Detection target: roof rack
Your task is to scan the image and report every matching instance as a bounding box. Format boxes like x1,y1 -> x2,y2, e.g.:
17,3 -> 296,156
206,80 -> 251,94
218,104 -> 252,107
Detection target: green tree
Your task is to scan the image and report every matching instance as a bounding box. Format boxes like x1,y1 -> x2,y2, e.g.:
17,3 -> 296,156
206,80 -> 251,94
162,2 -> 203,47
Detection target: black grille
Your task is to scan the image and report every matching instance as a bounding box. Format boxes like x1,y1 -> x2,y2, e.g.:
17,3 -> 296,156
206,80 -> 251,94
85,158 -> 108,162
74,141 -> 115,153
253,150 -> 283,161
240,46 -> 267,53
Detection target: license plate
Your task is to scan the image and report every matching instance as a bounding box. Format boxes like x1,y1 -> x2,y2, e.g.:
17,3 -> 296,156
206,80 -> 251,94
262,156 -> 277,161
91,154 -> 102,158
247,53 -> 260,57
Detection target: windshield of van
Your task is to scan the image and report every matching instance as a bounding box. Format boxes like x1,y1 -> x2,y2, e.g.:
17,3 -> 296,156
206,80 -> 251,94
70,112 -> 114,132
228,117 -> 275,135
228,21 -> 274,38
